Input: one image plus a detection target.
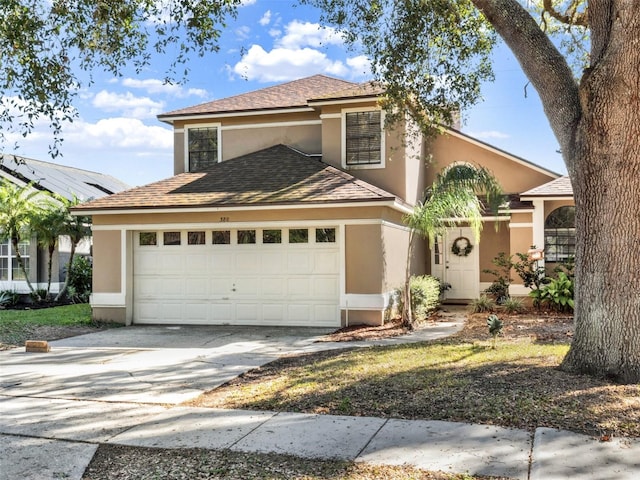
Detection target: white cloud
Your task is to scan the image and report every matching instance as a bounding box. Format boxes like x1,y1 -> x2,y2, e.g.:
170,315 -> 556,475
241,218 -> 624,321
235,25 -> 251,40
346,56 -> 372,78
233,45 -> 350,82
92,90 -> 165,119
121,78 -> 208,99
467,130 -> 510,140
240,0 -> 257,5
259,10 -> 271,26
67,117 -> 173,150
275,21 -> 344,49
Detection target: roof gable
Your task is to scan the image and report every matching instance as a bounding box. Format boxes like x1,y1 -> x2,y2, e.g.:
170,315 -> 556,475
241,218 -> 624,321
521,176 -> 573,197
75,145 -> 397,212
159,75 -> 357,119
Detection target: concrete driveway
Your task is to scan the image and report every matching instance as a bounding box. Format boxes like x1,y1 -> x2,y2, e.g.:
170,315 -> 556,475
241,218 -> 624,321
0,325 -> 334,404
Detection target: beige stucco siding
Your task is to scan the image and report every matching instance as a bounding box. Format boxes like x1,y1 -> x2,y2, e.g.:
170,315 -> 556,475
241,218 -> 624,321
479,223 -> 510,283
544,199 -> 575,217
222,125 -> 321,160
345,224 -> 383,294
427,134 -> 557,193
92,230 -> 121,293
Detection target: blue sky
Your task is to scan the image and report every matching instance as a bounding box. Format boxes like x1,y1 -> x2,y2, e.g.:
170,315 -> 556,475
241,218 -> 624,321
8,0 -> 565,187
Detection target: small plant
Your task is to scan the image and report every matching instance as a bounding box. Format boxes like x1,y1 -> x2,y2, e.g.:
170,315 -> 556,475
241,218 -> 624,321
513,247 -> 549,309
539,271 -> 574,312
502,296 -> 525,314
483,252 -> 514,304
30,288 -> 49,303
487,314 -> 504,348
469,294 -> 495,313
0,290 -> 19,308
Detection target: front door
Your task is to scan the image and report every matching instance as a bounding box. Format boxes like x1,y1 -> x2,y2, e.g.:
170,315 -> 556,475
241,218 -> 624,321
443,227 -> 479,300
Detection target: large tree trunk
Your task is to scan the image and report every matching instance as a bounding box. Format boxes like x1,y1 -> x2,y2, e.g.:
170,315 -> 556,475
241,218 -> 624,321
560,4 -> 640,383
474,0 -> 640,382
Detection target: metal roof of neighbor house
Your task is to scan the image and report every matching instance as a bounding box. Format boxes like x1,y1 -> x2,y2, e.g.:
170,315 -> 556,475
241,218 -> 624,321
158,75 -> 358,119
0,155 -> 130,201
521,176 -> 573,197
74,145 -> 398,212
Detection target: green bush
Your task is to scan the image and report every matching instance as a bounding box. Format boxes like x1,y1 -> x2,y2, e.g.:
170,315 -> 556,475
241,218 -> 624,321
395,275 -> 442,322
0,290 -> 19,307
537,271 -> 574,312
66,256 -> 92,303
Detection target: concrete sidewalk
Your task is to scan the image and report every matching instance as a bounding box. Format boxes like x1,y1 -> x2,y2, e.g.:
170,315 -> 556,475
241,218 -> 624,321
2,397 -> 639,480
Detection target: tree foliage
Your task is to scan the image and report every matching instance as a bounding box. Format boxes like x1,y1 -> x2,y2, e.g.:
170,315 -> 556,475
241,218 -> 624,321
0,0 -> 240,156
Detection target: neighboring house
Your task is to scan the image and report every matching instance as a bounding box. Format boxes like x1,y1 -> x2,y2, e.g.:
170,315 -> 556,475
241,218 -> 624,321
0,155 -> 130,294
75,74 -> 575,327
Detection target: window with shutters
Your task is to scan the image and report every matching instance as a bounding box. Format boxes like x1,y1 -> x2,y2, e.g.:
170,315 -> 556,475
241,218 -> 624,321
342,108 -> 384,168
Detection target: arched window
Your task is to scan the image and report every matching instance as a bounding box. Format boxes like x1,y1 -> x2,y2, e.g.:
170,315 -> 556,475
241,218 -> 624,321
544,206 -> 575,262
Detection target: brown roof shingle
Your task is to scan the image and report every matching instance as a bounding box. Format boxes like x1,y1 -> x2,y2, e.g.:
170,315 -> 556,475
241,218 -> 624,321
158,75 -> 357,118
75,145 -> 397,212
522,176 -> 573,197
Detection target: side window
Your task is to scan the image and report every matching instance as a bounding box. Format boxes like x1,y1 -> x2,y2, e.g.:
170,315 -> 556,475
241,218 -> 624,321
139,232 -> 157,246
237,230 -> 256,244
187,126 -> 219,172
544,206 -> 576,262
163,232 -> 181,246
212,230 -> 231,245
344,110 -> 382,166
289,229 -> 308,244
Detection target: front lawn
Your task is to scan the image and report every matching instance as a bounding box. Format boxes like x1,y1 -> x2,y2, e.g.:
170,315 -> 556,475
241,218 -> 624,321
0,303 -> 116,348
189,313 -> 640,438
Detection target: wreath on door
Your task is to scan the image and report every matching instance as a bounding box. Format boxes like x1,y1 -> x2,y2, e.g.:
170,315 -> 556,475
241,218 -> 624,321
451,236 -> 473,257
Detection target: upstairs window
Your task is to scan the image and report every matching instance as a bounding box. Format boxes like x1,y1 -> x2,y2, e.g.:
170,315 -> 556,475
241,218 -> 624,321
545,206 -> 575,262
187,126 -> 219,172
344,109 -> 383,167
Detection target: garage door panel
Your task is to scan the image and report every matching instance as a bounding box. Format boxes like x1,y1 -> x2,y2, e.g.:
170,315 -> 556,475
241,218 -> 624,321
133,228 -> 340,326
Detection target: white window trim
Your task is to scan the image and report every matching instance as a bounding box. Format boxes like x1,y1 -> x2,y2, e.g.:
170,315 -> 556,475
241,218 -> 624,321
184,122 -> 223,172
341,107 -> 386,170
0,239 -> 30,282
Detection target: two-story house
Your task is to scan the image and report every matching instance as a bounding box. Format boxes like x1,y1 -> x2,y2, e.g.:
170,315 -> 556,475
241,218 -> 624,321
76,74 -> 574,327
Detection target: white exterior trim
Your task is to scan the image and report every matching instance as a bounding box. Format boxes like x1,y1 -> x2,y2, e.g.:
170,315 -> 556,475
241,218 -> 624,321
509,222 -> 534,228
532,200 -> 546,267
520,196 -> 573,201
159,107 -> 315,123
184,122 -> 223,171
309,96 -> 379,107
319,113 -> 341,119
221,119 -> 321,131
91,292 -> 126,307
80,199 -> 413,217
341,106 -> 386,171
341,293 -> 390,310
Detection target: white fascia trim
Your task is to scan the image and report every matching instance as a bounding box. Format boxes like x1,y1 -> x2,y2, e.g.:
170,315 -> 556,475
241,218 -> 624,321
82,199 -> 409,217
509,222 -> 534,228
184,122 -> 222,171
445,129 -> 561,178
440,216 -> 511,222
91,293 -> 126,308
341,293 -> 390,310
92,218 -> 407,231
520,196 -> 574,201
221,119 -> 321,131
510,209 -> 535,214
341,106 -> 386,170
159,107 -> 315,123
309,96 -> 379,107
320,113 -> 341,119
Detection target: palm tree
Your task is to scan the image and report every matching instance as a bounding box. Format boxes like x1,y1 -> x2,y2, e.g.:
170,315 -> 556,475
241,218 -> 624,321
31,196 -> 68,299
0,179 -> 47,299
54,195 -> 92,302
402,164 -> 504,326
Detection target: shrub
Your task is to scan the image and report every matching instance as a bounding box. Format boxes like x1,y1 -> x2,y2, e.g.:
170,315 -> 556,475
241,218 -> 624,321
502,296 -> 525,314
396,275 -> 442,323
30,289 -> 49,303
538,271 -> 574,312
469,294 -> 495,313
483,252 -> 513,304
66,256 -> 92,303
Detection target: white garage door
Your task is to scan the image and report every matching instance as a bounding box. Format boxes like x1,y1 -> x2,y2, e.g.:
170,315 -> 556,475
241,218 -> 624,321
132,227 -> 340,326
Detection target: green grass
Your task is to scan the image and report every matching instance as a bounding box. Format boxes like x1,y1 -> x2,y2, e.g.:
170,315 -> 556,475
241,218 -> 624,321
0,303 -> 92,325
0,303 -> 106,347
192,337 -> 640,438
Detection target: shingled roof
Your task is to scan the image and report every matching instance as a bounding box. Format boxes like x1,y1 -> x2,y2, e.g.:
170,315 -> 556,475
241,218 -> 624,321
158,75 -> 358,119
75,145 -> 398,212
522,176 -> 573,197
